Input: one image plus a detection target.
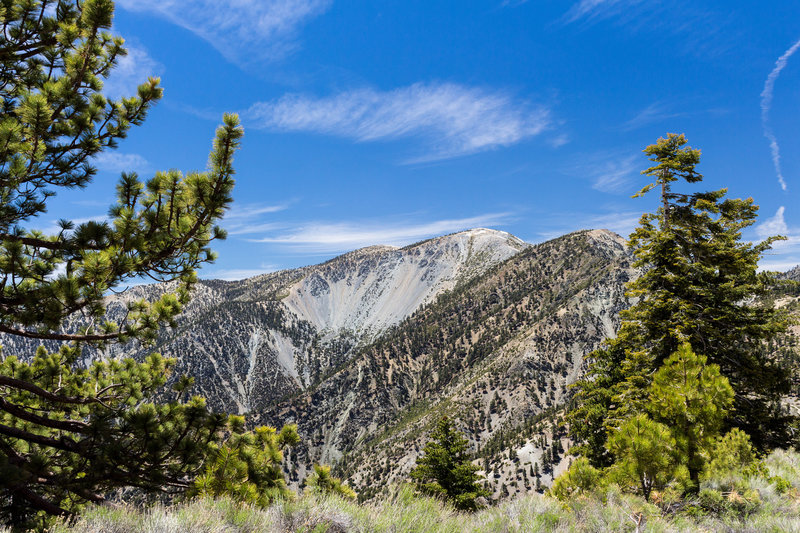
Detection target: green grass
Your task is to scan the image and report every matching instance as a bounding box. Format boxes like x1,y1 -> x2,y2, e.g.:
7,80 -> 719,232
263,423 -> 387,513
15,450 -> 800,533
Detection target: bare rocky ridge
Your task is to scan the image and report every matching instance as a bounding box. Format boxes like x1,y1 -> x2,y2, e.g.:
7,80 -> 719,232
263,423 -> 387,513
782,265 -> 800,283
282,228 -> 529,343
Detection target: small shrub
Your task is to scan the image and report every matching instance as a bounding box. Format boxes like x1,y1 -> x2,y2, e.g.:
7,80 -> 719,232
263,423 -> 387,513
550,457 -> 602,500
697,488 -> 725,514
606,414 -> 676,501
725,488 -> 761,517
190,421 -> 300,507
305,464 -> 357,500
703,428 -> 762,481
770,475 -> 793,494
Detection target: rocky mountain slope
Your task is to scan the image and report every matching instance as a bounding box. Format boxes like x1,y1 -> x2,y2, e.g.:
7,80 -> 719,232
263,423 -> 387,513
782,265 -> 800,283
256,229 -> 637,499
777,266 -> 800,397
1,228 -> 528,416
1,226 -> 637,498
283,228 -> 528,343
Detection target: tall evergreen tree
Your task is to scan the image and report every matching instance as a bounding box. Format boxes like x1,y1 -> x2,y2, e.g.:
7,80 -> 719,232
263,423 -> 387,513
0,0 -> 244,527
569,133 -> 794,467
410,417 -> 489,511
556,344 -> 737,500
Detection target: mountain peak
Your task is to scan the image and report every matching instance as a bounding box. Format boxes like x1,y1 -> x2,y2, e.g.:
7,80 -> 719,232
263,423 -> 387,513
585,228 -> 627,246
454,227 -> 518,239
403,227 -> 529,253
281,227 -> 527,341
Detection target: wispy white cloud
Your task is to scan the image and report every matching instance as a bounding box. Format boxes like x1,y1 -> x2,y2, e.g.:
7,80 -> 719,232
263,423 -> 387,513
621,102 -> 729,131
586,210 -> 642,237
561,1 -> 728,56
94,152 -> 150,174
760,260 -> 800,273
103,44 -> 163,99
205,265 -> 279,281
755,206 -> 800,271
247,83 -> 550,162
222,203 -> 291,235
226,203 -> 290,220
228,222 -> 285,236
536,209 -> 641,241
760,39 -> 800,192
548,133 -> 570,148
563,151 -> 640,194
564,0 -> 642,24
117,0 -> 331,65
590,155 -> 639,193
621,102 -> 684,131
33,215 -> 108,236
248,213 -> 513,252
756,206 -> 789,239
165,102 -> 223,122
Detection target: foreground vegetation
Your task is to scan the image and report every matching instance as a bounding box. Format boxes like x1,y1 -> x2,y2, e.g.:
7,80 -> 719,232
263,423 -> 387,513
15,449 -> 796,533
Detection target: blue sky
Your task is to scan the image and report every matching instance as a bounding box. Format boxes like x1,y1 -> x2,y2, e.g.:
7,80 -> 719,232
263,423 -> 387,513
39,0 -> 800,278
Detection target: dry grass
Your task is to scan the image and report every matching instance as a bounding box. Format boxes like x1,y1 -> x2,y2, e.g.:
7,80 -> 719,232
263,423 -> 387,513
7,450 -> 798,532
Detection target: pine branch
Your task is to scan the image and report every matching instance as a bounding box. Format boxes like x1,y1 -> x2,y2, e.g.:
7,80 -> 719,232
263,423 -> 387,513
0,397 -> 90,433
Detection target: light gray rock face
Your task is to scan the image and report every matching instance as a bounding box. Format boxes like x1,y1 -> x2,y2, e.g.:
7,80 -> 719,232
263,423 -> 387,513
782,265 -> 800,283
283,228 -> 528,341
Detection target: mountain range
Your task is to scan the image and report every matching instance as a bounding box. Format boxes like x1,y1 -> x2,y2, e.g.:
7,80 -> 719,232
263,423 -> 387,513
3,228 -> 796,500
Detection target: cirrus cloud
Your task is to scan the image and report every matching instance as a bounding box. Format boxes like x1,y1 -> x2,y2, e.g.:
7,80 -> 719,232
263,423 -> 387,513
103,44 -> 163,99
760,38 -> 800,192
755,207 -> 800,271
247,83 -> 551,162
93,152 -> 150,174
117,0 -> 331,65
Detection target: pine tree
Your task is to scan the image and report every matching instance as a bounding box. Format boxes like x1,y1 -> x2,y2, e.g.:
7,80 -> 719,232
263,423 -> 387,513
190,421 -> 301,507
304,464 -> 357,500
703,428 -> 760,481
648,343 -> 733,489
569,133 -> 793,467
550,457 -> 601,500
606,414 -> 675,501
410,417 -> 489,511
0,0 -> 244,527
555,343 -> 736,500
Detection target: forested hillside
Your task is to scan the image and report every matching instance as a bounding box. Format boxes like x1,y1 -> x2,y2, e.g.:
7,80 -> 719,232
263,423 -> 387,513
258,229 -> 637,498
